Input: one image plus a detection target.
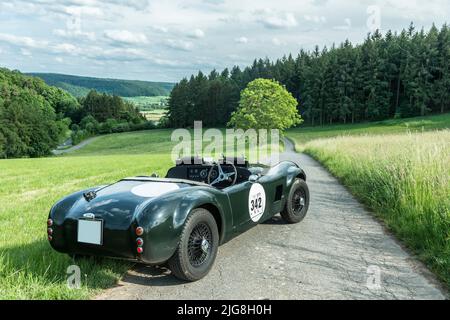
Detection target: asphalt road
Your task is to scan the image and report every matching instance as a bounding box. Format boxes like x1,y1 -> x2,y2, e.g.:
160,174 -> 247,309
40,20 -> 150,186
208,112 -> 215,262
96,140 -> 447,300
52,137 -> 98,155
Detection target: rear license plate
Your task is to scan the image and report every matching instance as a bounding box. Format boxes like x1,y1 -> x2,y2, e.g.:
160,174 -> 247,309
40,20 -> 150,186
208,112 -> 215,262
78,219 -> 103,245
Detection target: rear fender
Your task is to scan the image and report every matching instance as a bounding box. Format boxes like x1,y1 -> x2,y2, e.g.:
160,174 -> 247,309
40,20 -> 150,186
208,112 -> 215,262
136,188 -> 230,264
49,186 -> 105,224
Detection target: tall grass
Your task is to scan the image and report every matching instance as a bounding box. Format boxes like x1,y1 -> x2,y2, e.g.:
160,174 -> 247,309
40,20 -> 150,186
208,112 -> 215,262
303,130 -> 450,286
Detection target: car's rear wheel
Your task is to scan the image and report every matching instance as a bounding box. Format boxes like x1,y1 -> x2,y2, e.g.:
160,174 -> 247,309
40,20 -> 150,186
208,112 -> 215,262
281,178 -> 310,224
168,208 -> 219,281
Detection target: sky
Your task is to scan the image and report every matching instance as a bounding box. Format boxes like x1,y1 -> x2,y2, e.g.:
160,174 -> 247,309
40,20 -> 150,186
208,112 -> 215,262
0,0 -> 449,82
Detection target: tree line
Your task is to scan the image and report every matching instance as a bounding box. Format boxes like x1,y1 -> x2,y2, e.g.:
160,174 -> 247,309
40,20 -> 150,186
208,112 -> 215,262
167,23 -> 450,127
30,73 -> 174,97
0,68 -> 153,158
70,90 -> 154,144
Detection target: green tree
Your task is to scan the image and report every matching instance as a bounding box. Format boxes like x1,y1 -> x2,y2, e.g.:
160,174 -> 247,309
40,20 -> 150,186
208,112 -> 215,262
0,68 -> 70,158
228,78 -> 302,133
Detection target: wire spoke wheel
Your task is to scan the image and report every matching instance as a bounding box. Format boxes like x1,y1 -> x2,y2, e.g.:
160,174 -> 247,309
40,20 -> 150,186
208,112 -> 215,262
281,179 -> 309,224
187,223 -> 212,267
292,188 -> 306,215
168,208 -> 219,281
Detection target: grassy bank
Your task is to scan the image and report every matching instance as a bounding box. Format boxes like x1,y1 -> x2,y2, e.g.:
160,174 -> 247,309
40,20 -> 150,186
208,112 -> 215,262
0,129 -> 177,299
0,128 -> 279,299
0,153 -> 173,299
287,113 -> 450,144
301,131 -> 450,287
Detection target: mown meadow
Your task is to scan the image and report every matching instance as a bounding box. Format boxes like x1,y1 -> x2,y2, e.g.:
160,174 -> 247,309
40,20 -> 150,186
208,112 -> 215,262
287,113 -> 450,144
0,152 -> 173,299
0,129 -> 278,299
288,114 -> 450,287
1,113 -> 449,299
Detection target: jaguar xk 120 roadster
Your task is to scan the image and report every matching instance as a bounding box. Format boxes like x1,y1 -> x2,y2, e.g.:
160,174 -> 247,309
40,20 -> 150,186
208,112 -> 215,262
47,156 -> 309,281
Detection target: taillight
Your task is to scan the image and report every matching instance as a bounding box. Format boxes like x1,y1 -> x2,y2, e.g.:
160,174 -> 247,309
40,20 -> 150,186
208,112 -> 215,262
136,227 -> 144,236
47,228 -> 53,235
47,219 -> 53,227
137,247 -> 143,254
48,235 -> 53,241
136,238 -> 144,246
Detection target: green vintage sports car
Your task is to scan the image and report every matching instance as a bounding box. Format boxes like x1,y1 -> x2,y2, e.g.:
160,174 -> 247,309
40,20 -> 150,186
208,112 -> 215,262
47,156 -> 309,281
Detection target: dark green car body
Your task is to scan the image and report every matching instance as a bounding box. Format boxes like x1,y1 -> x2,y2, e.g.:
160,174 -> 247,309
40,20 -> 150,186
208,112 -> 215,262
48,160 -> 306,265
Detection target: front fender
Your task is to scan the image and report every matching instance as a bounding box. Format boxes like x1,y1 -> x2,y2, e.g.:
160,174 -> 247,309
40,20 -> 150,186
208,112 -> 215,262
287,165 -> 306,187
135,187 -> 230,264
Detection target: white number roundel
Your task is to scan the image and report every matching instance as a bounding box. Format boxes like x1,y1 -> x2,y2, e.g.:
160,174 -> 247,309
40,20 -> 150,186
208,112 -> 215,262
248,183 -> 266,222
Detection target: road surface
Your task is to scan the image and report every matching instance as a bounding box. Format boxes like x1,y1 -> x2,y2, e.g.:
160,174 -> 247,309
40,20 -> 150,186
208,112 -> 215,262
96,139 -> 447,300
52,137 -> 98,155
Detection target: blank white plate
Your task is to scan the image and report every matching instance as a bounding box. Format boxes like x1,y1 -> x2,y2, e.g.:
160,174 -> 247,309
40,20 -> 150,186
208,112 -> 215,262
78,219 -> 103,245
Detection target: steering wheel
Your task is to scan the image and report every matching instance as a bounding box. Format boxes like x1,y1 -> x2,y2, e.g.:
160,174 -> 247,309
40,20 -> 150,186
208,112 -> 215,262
207,160 -> 238,187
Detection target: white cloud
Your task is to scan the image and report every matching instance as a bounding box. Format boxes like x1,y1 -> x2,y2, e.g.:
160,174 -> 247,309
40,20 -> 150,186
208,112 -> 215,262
165,39 -> 193,51
272,37 -> 284,46
53,28 -> 96,41
255,10 -> 298,29
304,15 -> 327,23
1,0 -> 449,81
188,28 -> 205,39
53,43 -> 80,54
55,57 -> 64,63
333,18 -> 352,30
65,5 -> 103,18
151,25 -> 169,33
104,30 -> 148,45
0,33 -> 48,49
20,48 -> 32,56
235,36 -> 248,44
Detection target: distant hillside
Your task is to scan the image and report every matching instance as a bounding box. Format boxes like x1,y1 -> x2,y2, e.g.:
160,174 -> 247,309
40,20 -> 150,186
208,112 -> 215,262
28,73 -> 174,97
0,68 -> 79,158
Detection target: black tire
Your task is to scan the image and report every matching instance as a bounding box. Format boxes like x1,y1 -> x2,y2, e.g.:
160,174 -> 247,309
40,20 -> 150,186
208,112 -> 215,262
168,208 -> 219,281
281,179 -> 310,224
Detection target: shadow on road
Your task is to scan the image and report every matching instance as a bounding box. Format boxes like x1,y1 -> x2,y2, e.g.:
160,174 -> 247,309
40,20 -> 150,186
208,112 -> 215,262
121,264 -> 187,287
261,215 -> 286,225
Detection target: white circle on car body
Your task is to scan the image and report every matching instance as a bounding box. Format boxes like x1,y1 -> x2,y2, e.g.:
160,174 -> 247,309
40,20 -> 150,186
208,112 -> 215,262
248,183 -> 266,222
131,182 -> 180,198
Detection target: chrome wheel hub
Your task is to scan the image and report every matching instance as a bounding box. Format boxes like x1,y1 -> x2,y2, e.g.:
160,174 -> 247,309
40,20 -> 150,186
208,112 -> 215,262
201,238 -> 210,253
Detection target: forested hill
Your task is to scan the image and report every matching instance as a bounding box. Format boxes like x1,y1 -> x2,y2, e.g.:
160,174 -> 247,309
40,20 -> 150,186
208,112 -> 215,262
29,73 -> 174,97
167,23 -> 450,128
0,68 -> 79,158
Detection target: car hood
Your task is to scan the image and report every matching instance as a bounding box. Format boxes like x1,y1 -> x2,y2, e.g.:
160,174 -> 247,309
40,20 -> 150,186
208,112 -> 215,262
64,179 -> 195,228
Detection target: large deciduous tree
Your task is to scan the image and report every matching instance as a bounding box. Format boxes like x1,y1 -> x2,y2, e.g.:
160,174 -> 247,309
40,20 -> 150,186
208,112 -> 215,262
228,78 -> 302,133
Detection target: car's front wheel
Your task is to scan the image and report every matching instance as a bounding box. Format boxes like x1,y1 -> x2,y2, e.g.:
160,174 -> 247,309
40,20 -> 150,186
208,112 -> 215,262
168,208 -> 219,281
281,178 -> 310,224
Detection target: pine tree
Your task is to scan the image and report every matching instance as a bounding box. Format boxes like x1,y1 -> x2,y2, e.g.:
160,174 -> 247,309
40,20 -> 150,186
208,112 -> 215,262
166,23 -> 450,128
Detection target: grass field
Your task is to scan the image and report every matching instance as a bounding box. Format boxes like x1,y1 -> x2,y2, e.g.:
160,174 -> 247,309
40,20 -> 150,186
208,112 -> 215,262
287,114 -> 450,287
287,113 -> 450,145
1,113 -> 449,299
124,96 -> 169,111
0,129 -> 278,299
0,146 -> 173,299
141,109 -> 167,122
